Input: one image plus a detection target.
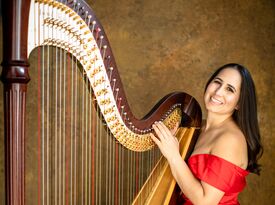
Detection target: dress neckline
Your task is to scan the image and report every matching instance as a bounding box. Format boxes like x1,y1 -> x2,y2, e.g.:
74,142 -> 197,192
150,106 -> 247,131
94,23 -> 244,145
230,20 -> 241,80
189,153 -> 249,174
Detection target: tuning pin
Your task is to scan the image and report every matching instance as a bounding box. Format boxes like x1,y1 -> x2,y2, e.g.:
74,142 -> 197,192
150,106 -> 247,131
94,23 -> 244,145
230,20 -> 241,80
102,45 -> 107,59
99,35 -> 104,48
112,79 -> 117,92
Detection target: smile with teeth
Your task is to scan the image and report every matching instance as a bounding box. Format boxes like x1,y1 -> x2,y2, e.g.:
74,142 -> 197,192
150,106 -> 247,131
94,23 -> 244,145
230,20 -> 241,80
210,96 -> 223,104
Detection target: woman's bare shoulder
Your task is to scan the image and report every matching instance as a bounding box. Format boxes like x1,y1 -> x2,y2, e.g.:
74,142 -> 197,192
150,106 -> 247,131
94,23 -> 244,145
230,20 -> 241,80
211,124 -> 248,168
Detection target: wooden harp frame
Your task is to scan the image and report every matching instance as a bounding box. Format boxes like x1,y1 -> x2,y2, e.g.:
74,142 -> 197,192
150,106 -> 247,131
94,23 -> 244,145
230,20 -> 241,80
0,0 -> 202,204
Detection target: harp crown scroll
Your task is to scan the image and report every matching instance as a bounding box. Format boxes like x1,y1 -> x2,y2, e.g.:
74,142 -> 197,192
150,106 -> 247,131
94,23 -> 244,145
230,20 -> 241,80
27,0 -> 200,152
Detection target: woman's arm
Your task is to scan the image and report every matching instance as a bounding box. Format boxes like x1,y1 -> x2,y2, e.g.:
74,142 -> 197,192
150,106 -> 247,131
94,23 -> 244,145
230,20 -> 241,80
151,122 -> 225,205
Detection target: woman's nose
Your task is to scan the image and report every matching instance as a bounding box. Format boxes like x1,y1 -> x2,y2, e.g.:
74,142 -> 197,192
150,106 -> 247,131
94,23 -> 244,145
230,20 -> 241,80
215,86 -> 223,96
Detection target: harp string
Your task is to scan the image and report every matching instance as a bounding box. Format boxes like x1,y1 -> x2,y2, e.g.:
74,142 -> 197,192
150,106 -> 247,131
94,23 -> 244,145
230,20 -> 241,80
66,48 -> 72,205
54,10 -> 57,205
63,48 -> 67,205
46,13 -> 51,205
74,53 -> 78,205
114,89 -> 119,205
85,44 -> 89,205
95,71 -> 99,205
99,79 -> 102,205
104,75 -> 109,205
58,45 -> 61,205
45,30 -> 48,205
59,44 -> 62,205
37,43 -> 41,205
61,46 -> 64,205
63,47 -> 67,205
88,71 -> 95,204
117,96 -> 121,205
88,78 -> 91,205
63,22 -> 66,205
81,41 -> 84,205
70,49 -> 74,205
91,88 -> 95,205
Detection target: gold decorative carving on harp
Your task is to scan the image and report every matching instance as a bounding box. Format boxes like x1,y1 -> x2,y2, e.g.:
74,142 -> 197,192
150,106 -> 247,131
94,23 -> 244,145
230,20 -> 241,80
1,0 -> 202,204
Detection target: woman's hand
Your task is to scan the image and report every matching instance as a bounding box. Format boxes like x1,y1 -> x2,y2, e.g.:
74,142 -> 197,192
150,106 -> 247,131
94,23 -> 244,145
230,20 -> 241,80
150,121 -> 180,162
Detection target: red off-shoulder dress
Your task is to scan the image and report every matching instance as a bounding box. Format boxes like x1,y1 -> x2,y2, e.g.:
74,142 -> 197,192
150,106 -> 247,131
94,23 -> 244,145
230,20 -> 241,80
183,154 -> 249,205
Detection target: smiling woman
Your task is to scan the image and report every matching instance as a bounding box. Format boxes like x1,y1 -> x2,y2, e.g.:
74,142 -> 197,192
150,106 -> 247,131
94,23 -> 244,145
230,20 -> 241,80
151,63 -> 263,205
204,68 -> 241,116
204,63 -> 263,173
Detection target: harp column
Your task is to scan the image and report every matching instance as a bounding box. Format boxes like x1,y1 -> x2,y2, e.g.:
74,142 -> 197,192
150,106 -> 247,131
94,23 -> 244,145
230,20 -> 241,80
1,0 -> 31,204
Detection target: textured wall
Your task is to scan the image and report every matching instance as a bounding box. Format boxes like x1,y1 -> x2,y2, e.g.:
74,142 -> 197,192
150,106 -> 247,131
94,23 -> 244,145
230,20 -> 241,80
0,0 -> 274,204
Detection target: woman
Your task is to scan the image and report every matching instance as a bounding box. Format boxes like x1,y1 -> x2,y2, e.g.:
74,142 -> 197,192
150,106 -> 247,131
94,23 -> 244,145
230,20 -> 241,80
150,63 -> 263,205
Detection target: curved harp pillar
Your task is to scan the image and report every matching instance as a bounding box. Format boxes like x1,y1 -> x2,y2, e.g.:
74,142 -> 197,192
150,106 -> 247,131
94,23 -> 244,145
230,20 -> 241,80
1,0 -> 202,205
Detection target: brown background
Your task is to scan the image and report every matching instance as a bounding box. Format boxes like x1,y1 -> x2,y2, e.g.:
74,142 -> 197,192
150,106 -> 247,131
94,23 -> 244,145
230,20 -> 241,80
0,0 -> 274,204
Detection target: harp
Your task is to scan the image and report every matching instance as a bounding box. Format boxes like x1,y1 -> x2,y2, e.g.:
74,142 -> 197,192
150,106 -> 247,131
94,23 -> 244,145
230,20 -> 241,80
1,0 -> 202,204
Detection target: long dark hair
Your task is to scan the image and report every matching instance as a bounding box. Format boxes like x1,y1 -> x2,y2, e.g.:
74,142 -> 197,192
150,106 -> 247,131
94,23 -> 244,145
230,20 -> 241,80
205,63 -> 263,175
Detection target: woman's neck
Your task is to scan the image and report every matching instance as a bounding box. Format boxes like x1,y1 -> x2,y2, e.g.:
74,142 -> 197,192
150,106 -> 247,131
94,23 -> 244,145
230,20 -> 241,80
204,112 -> 233,131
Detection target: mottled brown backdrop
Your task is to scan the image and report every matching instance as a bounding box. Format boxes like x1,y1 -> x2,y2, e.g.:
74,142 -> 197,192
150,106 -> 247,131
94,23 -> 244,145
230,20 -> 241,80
0,0 -> 274,204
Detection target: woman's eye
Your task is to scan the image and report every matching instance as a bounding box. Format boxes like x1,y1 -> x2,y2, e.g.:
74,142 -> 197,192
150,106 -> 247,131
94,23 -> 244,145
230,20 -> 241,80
227,87 -> 234,93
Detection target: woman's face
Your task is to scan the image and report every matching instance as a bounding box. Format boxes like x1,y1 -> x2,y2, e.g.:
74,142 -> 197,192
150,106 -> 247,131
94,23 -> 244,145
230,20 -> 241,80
204,68 -> 242,116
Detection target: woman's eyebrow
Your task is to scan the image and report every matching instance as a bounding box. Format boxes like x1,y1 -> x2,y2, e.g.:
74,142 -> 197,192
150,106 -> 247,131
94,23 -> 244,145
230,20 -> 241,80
214,77 -> 223,81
